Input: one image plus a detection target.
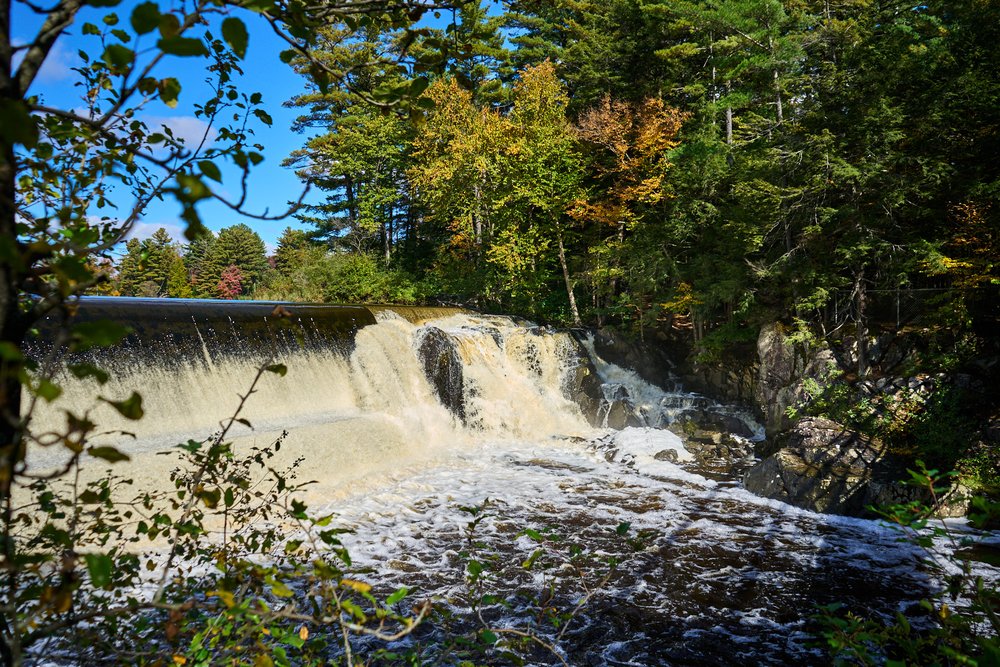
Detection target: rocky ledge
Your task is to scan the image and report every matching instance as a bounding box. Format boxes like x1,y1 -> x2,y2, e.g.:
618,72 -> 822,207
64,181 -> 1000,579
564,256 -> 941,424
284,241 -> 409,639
743,417 -> 968,517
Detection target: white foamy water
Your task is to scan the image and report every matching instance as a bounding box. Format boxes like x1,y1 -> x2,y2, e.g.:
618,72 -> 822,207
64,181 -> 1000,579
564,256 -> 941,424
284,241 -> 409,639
25,309 -> 1000,664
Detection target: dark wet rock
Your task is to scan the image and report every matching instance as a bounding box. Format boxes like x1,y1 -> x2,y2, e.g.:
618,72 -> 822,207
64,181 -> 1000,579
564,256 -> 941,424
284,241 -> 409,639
562,339 -> 605,427
600,397 -> 644,430
654,449 -> 680,463
583,328 -> 680,391
697,410 -> 756,439
743,417 -> 921,516
755,324 -> 838,436
599,385 -> 645,428
417,327 -> 465,421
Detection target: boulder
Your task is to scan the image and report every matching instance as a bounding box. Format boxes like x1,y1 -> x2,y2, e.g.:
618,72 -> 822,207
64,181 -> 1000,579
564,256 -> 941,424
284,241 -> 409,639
754,324 -> 838,436
598,385 -> 644,429
743,417 -> 920,516
417,327 -> 465,420
697,410 -> 757,439
562,339 -> 606,427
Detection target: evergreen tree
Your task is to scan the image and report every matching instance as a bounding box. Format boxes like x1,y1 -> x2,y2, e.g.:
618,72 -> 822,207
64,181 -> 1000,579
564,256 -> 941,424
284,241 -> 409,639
114,228 -> 187,297
273,228 -> 314,278
115,239 -> 145,297
167,255 -> 194,298
184,233 -> 217,298
201,224 -> 269,297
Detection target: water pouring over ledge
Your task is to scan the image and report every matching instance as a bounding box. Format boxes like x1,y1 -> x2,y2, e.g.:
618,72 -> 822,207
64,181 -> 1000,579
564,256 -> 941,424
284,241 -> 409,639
25,297 -> 995,664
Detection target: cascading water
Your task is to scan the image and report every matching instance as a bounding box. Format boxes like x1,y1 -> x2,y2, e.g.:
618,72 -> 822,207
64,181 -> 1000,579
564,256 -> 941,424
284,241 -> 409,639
26,298 -> 999,664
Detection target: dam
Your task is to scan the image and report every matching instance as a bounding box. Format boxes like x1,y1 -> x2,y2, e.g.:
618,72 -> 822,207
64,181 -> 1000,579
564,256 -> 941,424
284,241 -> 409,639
23,297 -> 991,664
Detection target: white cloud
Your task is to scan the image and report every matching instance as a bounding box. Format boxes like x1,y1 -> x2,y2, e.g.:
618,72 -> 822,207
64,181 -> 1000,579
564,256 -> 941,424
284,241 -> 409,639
143,115 -> 218,148
127,220 -> 187,243
11,39 -> 77,89
36,41 -> 77,84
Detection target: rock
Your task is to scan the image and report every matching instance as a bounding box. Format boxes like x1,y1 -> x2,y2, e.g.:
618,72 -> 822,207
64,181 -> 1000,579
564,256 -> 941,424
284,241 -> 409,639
697,410 -> 756,439
654,449 -> 679,463
754,323 -> 838,436
587,328 -> 679,391
601,398 -> 644,429
417,327 -> 465,420
743,417 -> 921,516
562,338 -> 606,427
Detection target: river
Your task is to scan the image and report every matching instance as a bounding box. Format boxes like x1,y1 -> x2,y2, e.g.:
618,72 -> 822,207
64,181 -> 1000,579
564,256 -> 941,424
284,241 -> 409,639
28,299 -> 998,665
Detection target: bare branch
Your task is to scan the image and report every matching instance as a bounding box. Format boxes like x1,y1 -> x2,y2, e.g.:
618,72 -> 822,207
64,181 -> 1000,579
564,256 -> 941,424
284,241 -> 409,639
15,0 -> 86,94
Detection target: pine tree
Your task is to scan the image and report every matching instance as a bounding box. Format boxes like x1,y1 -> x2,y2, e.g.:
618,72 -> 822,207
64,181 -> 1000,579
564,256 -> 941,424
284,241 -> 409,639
201,224 -> 269,297
184,233 -> 217,298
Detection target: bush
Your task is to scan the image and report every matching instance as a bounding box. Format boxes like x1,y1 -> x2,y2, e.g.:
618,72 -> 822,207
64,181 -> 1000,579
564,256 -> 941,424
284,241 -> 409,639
814,463 -> 1000,665
254,251 -> 429,305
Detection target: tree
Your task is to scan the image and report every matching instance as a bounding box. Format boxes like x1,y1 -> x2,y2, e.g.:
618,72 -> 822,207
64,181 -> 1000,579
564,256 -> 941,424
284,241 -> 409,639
409,76 -> 507,290
502,61 -> 585,324
184,232 -> 217,297
166,253 -> 193,298
427,0 -> 512,106
273,227 -> 313,278
115,228 -> 186,297
217,264 -> 244,299
201,223 -> 269,297
573,95 -> 687,326
0,0 -> 464,661
289,107 -> 411,259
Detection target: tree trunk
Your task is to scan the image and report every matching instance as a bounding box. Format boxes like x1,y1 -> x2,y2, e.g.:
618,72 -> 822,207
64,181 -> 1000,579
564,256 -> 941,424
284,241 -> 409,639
773,68 -> 783,125
725,81 -> 733,146
472,184 -> 483,248
1,34 -> 26,661
854,267 -> 869,378
383,208 -> 392,263
344,176 -> 357,225
725,80 -> 734,168
555,224 -> 581,326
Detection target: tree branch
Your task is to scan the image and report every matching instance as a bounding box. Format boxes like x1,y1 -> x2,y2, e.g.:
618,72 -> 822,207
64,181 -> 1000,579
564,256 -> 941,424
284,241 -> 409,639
15,0 -> 86,94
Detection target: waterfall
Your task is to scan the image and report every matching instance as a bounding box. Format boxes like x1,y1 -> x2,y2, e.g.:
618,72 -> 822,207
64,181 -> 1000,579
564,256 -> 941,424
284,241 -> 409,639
27,300 -> 599,499
23,298 -> 991,664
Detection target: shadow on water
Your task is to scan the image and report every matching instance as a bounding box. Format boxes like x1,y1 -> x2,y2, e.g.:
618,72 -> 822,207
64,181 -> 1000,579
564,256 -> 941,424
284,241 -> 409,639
336,449 -> 938,666
29,297 -> 947,666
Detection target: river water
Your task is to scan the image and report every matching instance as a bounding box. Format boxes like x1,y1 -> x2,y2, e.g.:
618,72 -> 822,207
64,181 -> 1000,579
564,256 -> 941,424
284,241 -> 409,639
31,305 -> 998,664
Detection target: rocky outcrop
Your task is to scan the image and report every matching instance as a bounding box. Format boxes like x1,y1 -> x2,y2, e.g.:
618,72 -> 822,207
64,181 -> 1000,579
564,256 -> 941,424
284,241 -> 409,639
596,384 -> 644,429
755,324 -> 837,436
587,328 -> 680,391
417,327 -> 465,420
743,417 -> 921,516
562,340 -> 606,427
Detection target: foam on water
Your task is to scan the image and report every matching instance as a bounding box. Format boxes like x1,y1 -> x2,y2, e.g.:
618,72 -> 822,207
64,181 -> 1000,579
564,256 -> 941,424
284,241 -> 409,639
318,425 -> 956,664
25,309 -> 999,663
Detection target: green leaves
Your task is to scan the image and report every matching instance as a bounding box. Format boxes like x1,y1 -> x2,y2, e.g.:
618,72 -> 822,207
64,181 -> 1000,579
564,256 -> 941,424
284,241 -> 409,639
385,587 -> 408,605
158,36 -> 208,57
83,553 -> 114,588
102,43 -> 135,68
265,363 -> 287,377
70,321 -> 131,352
222,18 -> 249,59
158,77 -> 182,108
33,379 -> 62,403
176,173 -> 212,201
198,160 -> 222,183
101,392 -> 144,420
88,446 -> 131,463
130,2 -> 161,35
253,109 -> 273,126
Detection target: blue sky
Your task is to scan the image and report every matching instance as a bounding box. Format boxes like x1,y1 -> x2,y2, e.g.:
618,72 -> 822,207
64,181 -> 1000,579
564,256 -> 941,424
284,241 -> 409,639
15,0 -> 327,252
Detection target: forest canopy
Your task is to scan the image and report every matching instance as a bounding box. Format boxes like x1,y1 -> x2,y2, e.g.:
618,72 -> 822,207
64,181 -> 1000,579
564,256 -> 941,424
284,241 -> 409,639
94,0 -> 998,358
